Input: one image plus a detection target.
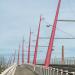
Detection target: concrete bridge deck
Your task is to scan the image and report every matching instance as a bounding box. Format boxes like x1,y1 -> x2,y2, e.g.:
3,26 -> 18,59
1,64 -> 75,75
14,65 -> 37,75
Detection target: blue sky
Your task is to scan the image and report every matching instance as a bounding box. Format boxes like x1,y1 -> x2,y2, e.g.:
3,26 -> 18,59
0,0 -> 75,63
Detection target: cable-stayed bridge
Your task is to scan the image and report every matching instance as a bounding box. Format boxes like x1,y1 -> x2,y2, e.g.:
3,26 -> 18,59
1,0 -> 75,75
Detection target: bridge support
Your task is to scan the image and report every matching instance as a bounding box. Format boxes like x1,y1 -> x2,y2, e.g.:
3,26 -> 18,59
28,29 -> 31,63
22,38 -> 25,64
45,0 -> 61,67
33,16 -> 42,64
18,44 -> 20,65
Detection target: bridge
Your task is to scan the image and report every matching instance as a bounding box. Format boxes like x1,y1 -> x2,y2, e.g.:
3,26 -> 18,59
0,0 -> 75,75
1,63 -> 75,75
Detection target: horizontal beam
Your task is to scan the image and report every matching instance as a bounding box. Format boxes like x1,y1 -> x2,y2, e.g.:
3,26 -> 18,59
55,38 -> 75,39
31,45 -> 48,47
39,37 -> 75,39
58,20 -> 75,22
26,45 -> 53,48
24,51 -> 42,52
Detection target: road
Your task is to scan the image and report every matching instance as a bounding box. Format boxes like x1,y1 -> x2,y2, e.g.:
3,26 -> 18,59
14,65 -> 38,75
1,64 -> 75,75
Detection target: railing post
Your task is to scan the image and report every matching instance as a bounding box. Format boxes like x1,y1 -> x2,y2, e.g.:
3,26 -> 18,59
64,70 -> 68,75
60,69 -> 63,75
58,69 -> 61,75
52,68 -> 55,75
49,67 -> 52,75
48,68 -> 49,75
42,66 -> 45,75
66,72 -> 68,75
56,68 -> 58,75
71,72 -> 75,75
50,67 -> 52,75
45,68 -> 48,75
42,67 -> 45,75
39,66 -> 43,75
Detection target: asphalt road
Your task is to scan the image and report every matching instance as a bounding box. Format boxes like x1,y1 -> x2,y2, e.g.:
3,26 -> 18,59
14,65 -> 38,75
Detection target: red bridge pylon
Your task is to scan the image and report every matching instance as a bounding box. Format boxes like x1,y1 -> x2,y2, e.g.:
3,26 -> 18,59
22,37 -> 25,64
45,0 -> 61,67
33,16 -> 42,65
18,44 -> 20,65
28,29 -> 31,63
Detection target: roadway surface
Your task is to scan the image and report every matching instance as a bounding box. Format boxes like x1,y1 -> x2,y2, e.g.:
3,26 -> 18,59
1,64 -> 75,75
14,65 -> 38,75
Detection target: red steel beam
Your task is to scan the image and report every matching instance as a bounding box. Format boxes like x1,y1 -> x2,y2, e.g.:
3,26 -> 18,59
28,29 -> 31,63
18,44 -> 20,65
22,38 -> 25,64
33,16 -> 42,64
44,0 -> 61,67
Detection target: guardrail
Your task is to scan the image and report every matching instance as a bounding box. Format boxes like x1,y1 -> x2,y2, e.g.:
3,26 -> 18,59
26,64 -> 75,75
0,63 -> 17,75
41,67 -> 75,75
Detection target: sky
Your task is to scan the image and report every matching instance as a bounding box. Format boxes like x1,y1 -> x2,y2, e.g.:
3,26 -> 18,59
0,0 -> 75,63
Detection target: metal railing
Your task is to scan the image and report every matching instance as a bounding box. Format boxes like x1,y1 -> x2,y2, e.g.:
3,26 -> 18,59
26,64 -> 75,75
35,66 -> 75,75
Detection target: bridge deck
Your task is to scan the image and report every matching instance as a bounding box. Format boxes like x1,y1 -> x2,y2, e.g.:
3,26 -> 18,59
14,65 -> 37,75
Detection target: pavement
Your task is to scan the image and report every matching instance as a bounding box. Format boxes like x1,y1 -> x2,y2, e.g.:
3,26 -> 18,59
14,65 -> 38,75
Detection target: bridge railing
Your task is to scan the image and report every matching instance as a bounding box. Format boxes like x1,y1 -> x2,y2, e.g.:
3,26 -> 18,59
0,63 -> 17,75
26,64 -> 75,75
36,66 -> 75,75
